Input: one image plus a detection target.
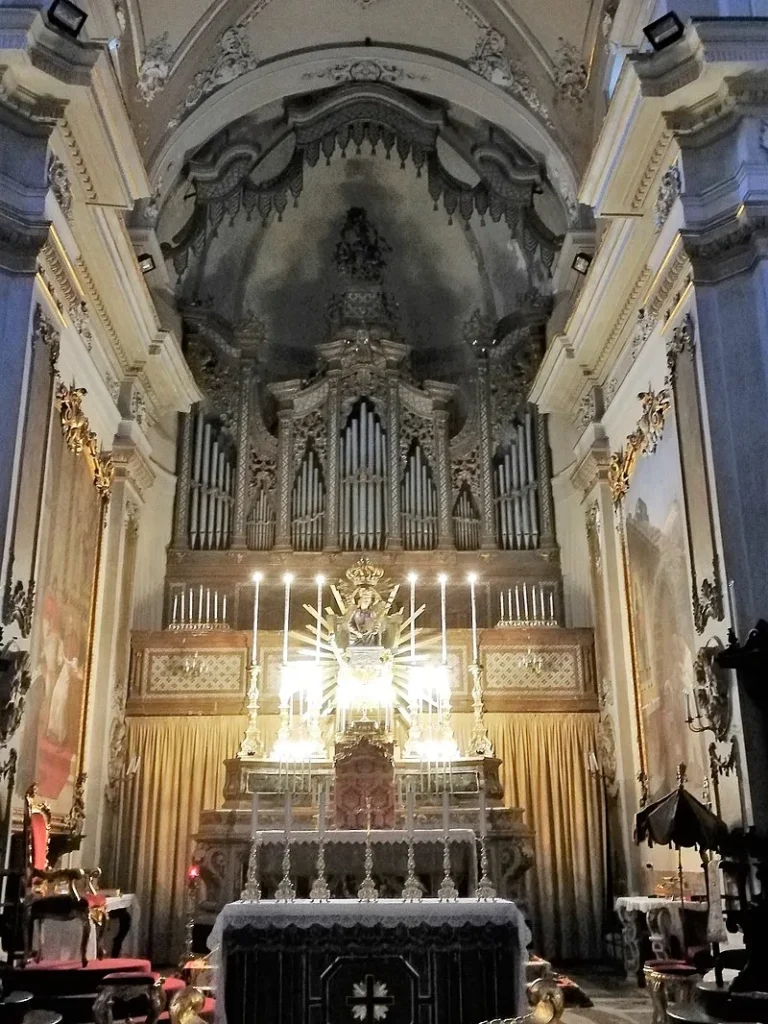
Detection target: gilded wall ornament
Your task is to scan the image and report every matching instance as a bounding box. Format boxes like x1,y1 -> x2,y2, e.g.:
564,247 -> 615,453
692,564 -> 725,635
55,383 -> 114,499
32,304 -> 60,373
65,771 -> 88,835
608,388 -> 671,502
0,631 -> 31,746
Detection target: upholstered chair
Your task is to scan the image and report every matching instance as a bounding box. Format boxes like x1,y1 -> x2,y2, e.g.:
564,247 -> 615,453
23,784 -> 106,967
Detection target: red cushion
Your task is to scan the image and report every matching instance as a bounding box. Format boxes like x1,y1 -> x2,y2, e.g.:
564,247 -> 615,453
85,892 -> 107,907
20,957 -> 152,973
103,972 -> 157,985
30,811 -> 48,871
163,978 -> 185,994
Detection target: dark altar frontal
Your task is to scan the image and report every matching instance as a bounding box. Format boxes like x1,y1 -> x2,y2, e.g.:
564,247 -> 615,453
210,899 -> 529,1024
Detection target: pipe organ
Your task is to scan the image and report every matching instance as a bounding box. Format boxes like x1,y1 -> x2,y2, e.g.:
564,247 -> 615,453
291,447 -> 325,552
494,411 -> 539,551
453,484 -> 480,551
187,410 -> 236,550
246,488 -> 275,550
401,442 -> 437,551
340,399 -> 387,552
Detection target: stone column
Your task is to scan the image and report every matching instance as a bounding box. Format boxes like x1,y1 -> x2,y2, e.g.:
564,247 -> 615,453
231,366 -> 252,549
434,406 -> 453,549
171,411 -> 193,549
386,377 -> 402,549
476,359 -> 497,550
274,407 -> 294,551
324,375 -> 340,551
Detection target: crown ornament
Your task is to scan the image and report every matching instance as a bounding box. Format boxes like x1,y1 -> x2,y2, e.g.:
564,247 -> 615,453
346,558 -> 385,589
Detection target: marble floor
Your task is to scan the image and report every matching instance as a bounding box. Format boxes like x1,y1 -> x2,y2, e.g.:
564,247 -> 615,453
561,972 -> 653,1024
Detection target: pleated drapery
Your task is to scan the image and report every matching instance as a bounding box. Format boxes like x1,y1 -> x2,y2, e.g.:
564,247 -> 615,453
116,711 -> 603,963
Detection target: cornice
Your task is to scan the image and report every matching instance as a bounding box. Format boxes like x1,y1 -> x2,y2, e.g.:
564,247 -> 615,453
111,435 -> 156,497
570,432 -> 612,496
681,207 -> 768,283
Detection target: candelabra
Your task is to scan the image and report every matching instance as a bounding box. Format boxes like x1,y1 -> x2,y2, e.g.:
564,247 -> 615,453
684,646 -> 731,741
468,662 -> 493,757
274,833 -> 295,902
309,835 -> 330,901
437,830 -> 458,901
238,664 -> 264,758
401,832 -> 422,901
240,832 -> 261,901
475,834 -> 497,901
515,644 -> 544,674
357,800 -> 379,902
182,865 -> 201,965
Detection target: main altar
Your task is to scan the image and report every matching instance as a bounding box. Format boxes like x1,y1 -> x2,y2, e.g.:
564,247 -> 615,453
191,558 -> 534,926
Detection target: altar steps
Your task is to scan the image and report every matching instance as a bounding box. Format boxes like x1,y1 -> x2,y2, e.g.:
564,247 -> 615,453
0,962 -> 214,1024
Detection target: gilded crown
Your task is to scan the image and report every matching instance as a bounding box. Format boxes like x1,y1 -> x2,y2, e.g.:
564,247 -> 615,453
345,558 -> 384,589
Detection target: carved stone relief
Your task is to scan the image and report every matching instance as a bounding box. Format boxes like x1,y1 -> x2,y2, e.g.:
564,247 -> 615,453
552,39 -> 588,106
653,164 -> 681,231
137,33 -> 173,104
48,154 -> 72,220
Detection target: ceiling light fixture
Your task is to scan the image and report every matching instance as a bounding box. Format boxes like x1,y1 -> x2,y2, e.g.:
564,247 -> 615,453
138,253 -> 156,274
47,0 -> 88,37
643,12 -> 684,52
571,252 -> 592,276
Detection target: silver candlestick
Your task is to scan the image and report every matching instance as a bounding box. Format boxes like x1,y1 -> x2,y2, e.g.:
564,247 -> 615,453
275,832 -> 295,902
240,832 -> 262,901
475,833 -> 497,901
309,835 -> 330,901
401,831 -> 422,901
357,799 -> 379,902
437,830 -> 458,901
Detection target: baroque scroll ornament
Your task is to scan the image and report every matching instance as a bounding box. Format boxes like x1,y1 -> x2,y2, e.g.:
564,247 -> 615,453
55,383 -> 114,498
608,388 -> 671,502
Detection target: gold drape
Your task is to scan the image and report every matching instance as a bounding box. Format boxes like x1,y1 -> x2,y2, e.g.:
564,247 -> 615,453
117,712 -> 603,963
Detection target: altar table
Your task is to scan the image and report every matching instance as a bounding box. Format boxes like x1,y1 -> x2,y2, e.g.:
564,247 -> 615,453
209,898 -> 530,1024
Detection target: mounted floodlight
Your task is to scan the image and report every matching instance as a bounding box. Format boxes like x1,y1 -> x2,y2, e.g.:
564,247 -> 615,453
47,0 -> 88,37
643,11 -> 684,52
571,252 -> 592,276
138,253 -> 156,274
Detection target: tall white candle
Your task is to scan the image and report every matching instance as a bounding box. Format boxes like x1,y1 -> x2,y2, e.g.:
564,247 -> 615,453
172,594 -> 178,624
250,793 -> 259,839
222,594 -> 227,624
438,574 -> 448,665
479,778 -> 487,838
315,575 -> 324,663
500,592 -> 505,622
251,573 -> 262,664
442,788 -> 450,834
468,573 -> 478,664
406,783 -> 414,834
206,588 -> 211,623
189,589 -> 193,622
318,783 -> 326,836
549,590 -> 554,623
523,583 -> 529,621
180,590 -> 185,624
214,590 -> 219,623
282,574 -> 293,665
515,585 -> 520,621
198,585 -> 203,623
408,573 -> 417,661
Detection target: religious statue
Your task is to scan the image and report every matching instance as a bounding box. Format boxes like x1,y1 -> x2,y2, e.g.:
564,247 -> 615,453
328,559 -> 403,652
333,207 -> 391,282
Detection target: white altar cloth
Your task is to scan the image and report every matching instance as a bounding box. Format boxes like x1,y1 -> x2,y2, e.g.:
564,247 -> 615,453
209,898 -> 531,1022
250,828 -> 476,843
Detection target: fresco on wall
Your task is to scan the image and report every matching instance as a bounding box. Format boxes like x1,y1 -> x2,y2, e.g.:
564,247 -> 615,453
18,424 -> 103,819
623,416 -> 707,799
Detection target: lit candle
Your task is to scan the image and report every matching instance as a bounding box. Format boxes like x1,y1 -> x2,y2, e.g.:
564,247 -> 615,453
442,788 -> 450,835
438,573 -> 448,665
250,793 -> 259,838
251,572 -> 262,665
499,591 -> 505,622
318,782 -> 326,836
282,573 -> 293,665
728,579 -> 739,638
408,572 -> 417,661
222,594 -> 227,624
406,782 -> 414,835
468,572 -> 478,664
172,594 -> 178,624
214,590 -> 219,623
315,575 -> 324,664
206,588 -> 211,623
478,778 -> 487,838
198,585 -> 203,623
189,588 -> 193,622
180,590 -> 185,624
549,590 -> 555,623
523,583 -> 529,621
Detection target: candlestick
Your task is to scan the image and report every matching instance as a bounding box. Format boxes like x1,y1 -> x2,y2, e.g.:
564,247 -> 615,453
275,790 -> 295,901
214,590 -> 218,623
442,788 -> 450,835
189,589 -> 193,623
438,573 -> 448,666
406,782 -> 414,834
222,594 -> 227,624
468,572 -> 478,663
727,579 -> 739,639
479,777 -> 487,838
523,583 -> 529,621
282,573 -> 293,665
198,585 -> 203,623
250,793 -> 259,838
251,573 -> 262,664
515,585 -> 520,621
408,573 -> 417,661
318,782 -> 327,835
315,575 -> 324,663
357,798 -> 379,902
206,588 -> 210,624
549,590 -> 555,623
180,590 -> 185,624
240,831 -> 261,901
172,594 -> 178,625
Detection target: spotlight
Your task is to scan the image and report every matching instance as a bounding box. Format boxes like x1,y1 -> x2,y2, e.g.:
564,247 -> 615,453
252,571 -> 263,583
47,0 -> 88,37
571,252 -> 592,276
137,253 -> 156,274
643,11 -> 684,52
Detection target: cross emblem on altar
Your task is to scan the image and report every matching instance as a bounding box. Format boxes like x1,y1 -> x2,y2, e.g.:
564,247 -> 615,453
347,975 -> 395,1021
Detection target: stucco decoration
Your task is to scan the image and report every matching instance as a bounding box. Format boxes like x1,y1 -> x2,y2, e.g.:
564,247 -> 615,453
137,32 -> 173,104
48,155 -> 72,220
552,38 -> 588,105
467,29 -> 555,130
168,26 -> 259,127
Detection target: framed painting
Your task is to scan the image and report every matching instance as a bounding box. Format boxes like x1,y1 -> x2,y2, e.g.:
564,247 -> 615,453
618,407 -> 707,798
17,385 -> 112,826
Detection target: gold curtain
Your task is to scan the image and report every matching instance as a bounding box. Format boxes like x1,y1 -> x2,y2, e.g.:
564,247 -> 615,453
117,711 -> 603,963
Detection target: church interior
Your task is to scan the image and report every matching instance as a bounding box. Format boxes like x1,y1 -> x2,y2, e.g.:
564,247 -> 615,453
3,1 -> 768,1022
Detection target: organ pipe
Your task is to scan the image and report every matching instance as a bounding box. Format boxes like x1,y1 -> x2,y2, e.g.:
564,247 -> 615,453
453,486 -> 480,550
187,412 -> 236,550
401,442 -> 437,550
291,447 -> 325,552
246,489 -> 275,550
494,413 -> 540,551
340,399 -> 387,551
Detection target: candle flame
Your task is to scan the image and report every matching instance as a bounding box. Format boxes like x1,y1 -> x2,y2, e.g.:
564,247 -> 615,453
438,573 -> 448,584
407,572 -> 418,583
467,572 -> 478,584
314,574 -> 325,585
283,572 -> 294,583
252,571 -> 263,582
